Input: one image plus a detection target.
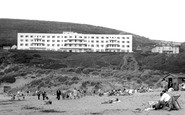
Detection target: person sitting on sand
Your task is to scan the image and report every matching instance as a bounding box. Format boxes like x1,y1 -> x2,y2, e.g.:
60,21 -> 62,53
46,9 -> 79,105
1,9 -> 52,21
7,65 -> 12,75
45,97 -> 52,105
153,90 -> 178,111
101,98 -> 121,104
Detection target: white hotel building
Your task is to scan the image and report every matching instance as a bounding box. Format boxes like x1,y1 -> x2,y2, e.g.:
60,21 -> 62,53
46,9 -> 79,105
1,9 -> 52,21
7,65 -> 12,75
17,32 -> 132,52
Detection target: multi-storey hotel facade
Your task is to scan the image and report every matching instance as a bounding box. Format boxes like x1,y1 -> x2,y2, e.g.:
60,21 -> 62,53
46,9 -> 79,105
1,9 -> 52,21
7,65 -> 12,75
17,32 -> 132,52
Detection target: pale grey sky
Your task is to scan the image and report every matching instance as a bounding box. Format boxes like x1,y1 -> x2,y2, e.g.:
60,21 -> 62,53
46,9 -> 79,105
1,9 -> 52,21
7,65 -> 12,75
1,0 -> 185,42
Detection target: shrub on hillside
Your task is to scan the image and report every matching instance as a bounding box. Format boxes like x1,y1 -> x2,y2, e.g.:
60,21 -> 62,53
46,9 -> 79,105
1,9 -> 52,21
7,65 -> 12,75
0,74 -> 16,83
100,70 -> 114,77
91,71 -> 99,76
71,76 -> 80,81
113,71 -> 126,78
66,68 -> 75,72
10,52 -> 33,63
4,66 -> 19,73
75,67 -> 84,73
82,68 -> 96,74
0,72 -> 4,75
58,76 -> 69,83
81,81 -> 90,88
33,54 -> 41,58
95,61 -> 109,67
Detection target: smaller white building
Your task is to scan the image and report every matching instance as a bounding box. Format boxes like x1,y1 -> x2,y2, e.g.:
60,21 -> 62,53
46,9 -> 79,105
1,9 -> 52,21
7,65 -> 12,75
151,43 -> 179,54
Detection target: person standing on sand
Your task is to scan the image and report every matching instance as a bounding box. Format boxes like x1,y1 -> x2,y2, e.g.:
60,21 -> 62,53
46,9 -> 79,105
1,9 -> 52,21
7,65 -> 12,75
56,89 -> 61,100
36,90 -> 41,100
42,90 -> 46,100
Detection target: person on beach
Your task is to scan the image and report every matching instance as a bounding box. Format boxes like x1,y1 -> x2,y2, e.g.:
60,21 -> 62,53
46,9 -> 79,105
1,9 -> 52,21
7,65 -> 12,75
153,90 -> 179,111
56,89 -> 61,100
45,96 -> 52,105
36,90 -> 41,100
42,90 -> 47,100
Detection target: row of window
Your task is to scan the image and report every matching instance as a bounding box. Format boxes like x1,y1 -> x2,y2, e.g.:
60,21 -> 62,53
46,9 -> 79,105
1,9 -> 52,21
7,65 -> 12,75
19,35 -> 131,39
20,43 -> 130,48
20,39 -> 130,43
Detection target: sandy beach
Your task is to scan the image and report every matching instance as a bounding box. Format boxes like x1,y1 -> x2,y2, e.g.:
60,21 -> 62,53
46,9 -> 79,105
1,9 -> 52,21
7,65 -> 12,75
0,90 -> 185,115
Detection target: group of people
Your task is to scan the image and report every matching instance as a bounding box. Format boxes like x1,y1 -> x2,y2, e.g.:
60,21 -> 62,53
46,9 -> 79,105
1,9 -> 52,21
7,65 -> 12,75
55,88 -> 81,100
36,90 -> 52,104
10,90 -> 25,100
149,89 -> 180,111
36,90 -> 47,100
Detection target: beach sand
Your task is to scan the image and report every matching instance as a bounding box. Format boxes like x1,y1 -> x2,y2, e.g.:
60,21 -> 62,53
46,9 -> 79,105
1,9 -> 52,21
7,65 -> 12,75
0,91 -> 184,115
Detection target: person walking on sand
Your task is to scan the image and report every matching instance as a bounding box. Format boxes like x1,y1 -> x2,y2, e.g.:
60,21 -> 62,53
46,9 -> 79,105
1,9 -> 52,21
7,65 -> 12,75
56,89 -> 61,100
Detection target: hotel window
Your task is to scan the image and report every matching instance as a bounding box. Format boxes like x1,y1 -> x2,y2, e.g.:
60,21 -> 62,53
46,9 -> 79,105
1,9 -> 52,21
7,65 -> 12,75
47,40 -> 50,42
20,39 -> 23,42
91,36 -> 94,39
106,41 -> 108,43
101,37 -> 104,39
57,40 -> 60,42
20,44 -> 23,46
91,40 -> 94,43
25,35 -> 28,38
122,37 -> 125,39
91,45 -> 94,47
25,44 -> 28,46
79,36 -> 82,38
106,37 -> 109,39
127,45 -> 130,47
52,40 -> 55,42
42,36 -> 45,38
97,45 -> 99,47
101,45 -> 104,47
20,35 -> 24,38
57,36 -> 60,38
25,39 -> 28,42
42,40 -> 45,42
64,36 -> 67,38
69,36 -> 72,38
96,37 -> 99,39
84,36 -> 87,38
122,41 -> 125,43
122,45 -> 125,47
96,41 -> 99,43
127,37 -> 130,39
57,44 -> 60,47
61,40 -> 63,42
47,44 -> 50,46
117,37 -> 120,39
127,41 -> 130,43
47,36 -> 50,38
30,35 -> 33,38
52,36 -> 55,38
101,41 -> 104,43
52,44 -> 55,46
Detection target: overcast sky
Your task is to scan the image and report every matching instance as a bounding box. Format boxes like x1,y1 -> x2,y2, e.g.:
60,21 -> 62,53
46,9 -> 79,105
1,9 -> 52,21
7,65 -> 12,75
0,0 -> 185,42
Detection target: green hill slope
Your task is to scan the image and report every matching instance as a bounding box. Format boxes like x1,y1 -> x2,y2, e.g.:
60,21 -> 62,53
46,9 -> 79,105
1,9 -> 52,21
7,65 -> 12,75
0,19 -> 155,50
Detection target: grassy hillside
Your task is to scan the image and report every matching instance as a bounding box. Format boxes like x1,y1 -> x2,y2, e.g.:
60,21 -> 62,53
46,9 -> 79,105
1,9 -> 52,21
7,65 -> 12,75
0,19 -> 155,50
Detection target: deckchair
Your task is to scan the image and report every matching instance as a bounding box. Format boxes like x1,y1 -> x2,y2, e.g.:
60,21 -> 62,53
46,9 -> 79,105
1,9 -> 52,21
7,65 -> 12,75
173,95 -> 181,109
